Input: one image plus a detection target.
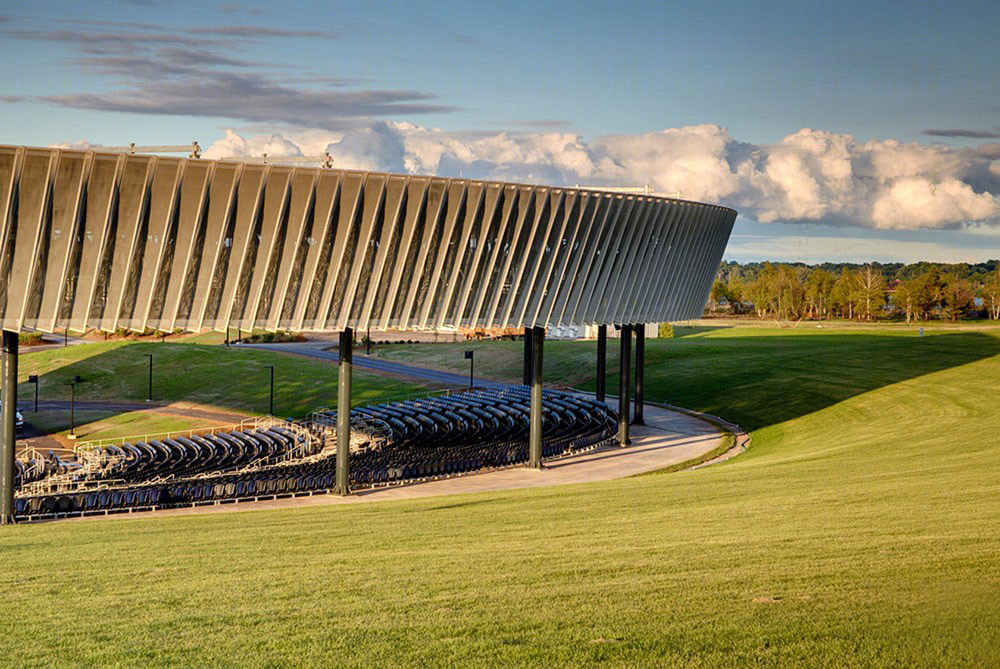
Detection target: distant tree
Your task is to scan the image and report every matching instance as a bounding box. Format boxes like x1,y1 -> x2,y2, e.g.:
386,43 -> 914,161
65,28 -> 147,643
718,260 -> 998,322
892,276 -> 924,323
915,270 -> 946,320
772,264 -> 806,319
853,265 -> 887,321
982,269 -> 1000,320
831,268 -> 855,319
709,279 -> 728,313
725,269 -> 745,314
746,263 -> 777,318
940,273 -> 975,321
804,268 -> 835,319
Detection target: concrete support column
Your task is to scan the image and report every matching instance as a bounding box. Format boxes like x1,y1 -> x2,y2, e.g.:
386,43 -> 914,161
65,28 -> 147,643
528,325 -> 544,468
522,326 -> 533,386
1,331 -> 18,524
596,324 -> 607,403
335,327 -> 353,496
618,324 -> 632,446
633,323 -> 645,426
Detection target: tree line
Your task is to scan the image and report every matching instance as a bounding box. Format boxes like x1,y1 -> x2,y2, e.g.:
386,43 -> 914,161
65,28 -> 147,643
709,260 -> 1000,322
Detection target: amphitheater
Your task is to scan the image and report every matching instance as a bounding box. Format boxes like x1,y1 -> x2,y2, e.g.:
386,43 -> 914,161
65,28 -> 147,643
0,144 -> 736,523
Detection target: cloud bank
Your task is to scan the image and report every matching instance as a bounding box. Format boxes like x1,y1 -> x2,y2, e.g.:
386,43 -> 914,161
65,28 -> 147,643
7,24 -> 457,125
202,124 -> 1000,230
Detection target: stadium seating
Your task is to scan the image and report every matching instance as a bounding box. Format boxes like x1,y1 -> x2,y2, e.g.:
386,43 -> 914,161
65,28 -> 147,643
13,388 -> 616,520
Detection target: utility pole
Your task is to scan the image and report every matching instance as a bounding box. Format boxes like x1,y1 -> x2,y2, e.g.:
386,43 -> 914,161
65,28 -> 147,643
266,365 -> 275,415
145,354 -> 153,402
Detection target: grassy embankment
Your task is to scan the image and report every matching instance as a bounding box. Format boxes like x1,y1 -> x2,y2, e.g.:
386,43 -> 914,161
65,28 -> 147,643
17,341 -> 427,440
4,326 -> 1000,666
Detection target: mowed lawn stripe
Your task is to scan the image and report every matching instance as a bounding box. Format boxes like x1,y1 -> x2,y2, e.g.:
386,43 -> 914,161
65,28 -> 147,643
3,327 -> 1000,666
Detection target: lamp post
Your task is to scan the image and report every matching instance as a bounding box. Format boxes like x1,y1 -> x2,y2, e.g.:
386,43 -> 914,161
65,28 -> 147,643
465,350 -> 474,389
68,375 -> 82,439
145,353 -> 153,402
266,365 -> 275,415
27,375 -> 38,412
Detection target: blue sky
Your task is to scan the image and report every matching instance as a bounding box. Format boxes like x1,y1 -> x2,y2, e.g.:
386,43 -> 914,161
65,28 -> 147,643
2,0 -> 999,263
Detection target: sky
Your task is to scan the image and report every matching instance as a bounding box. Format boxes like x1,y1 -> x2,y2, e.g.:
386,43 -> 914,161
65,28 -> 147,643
1,0 -> 998,263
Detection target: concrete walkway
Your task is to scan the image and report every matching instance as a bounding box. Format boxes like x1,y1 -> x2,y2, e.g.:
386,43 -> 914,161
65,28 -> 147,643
238,340 -> 508,388
117,401 -> 722,520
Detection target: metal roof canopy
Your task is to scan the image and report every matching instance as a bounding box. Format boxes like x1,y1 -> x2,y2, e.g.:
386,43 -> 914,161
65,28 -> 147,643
0,145 -> 736,334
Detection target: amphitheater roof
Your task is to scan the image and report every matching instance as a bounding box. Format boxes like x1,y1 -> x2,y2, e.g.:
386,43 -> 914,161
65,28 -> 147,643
0,145 -> 735,333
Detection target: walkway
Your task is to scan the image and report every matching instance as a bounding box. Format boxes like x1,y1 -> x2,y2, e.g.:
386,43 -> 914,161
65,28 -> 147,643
238,340 -> 508,388
99,401 -> 724,520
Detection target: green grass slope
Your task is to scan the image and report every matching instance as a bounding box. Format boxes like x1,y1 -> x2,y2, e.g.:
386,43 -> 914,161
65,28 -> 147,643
4,328 -> 1000,667
18,341 -> 426,418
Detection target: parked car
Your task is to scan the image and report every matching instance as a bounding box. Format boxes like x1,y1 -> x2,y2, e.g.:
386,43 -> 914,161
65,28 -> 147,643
0,403 -> 24,432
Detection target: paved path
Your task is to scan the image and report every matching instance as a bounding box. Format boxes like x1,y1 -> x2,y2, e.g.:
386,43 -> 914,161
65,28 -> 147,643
237,341 -> 508,388
26,400 -> 248,422
105,401 -> 723,520
20,332 -> 89,353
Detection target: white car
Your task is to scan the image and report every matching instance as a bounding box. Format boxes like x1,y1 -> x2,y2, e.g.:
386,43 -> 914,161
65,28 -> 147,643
0,404 -> 24,432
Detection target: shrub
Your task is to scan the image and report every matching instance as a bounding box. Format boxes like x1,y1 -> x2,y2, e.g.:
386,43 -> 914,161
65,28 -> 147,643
658,323 -> 674,338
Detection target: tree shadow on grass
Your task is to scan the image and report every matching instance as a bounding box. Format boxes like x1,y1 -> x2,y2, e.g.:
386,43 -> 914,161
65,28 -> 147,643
607,331 -> 1000,431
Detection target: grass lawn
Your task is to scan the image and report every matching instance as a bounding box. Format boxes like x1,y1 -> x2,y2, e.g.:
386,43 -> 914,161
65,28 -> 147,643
68,411 -> 231,443
25,409 -> 112,435
4,326 -> 1000,666
18,341 -> 428,419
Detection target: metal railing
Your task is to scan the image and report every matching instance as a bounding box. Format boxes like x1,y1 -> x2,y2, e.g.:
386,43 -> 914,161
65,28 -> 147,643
104,142 -> 202,158
307,410 -> 392,452
350,388 -> 450,408
12,416 -> 320,496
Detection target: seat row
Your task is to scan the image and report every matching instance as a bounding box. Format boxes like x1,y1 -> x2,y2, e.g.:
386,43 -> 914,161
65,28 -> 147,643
75,427 -> 305,485
14,390 -> 617,519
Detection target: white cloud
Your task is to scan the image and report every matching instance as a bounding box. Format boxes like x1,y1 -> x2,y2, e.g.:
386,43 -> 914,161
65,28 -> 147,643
201,128 -> 302,159
194,123 -> 1000,231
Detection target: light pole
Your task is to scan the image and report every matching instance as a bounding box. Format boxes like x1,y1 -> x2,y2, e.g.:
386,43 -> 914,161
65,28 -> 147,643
145,353 -> 153,402
28,374 -> 38,412
465,350 -> 474,389
68,375 -> 82,439
266,365 -> 274,415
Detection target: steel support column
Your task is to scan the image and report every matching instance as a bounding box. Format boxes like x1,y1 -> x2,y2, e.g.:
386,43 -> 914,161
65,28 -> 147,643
528,325 -> 544,468
596,324 -> 607,403
335,327 -> 353,496
522,326 -> 533,386
632,323 -> 645,425
1,331 -> 18,524
618,324 -> 632,445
